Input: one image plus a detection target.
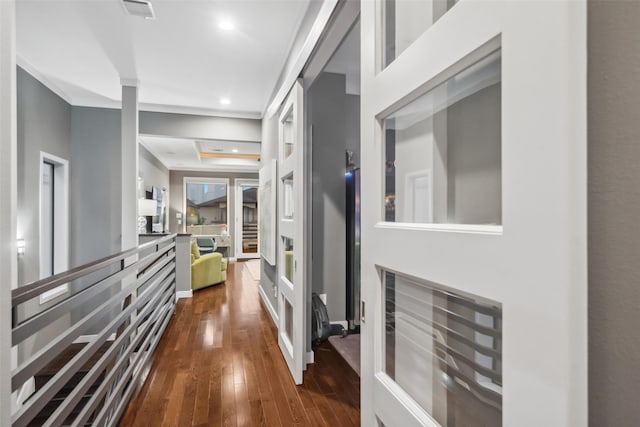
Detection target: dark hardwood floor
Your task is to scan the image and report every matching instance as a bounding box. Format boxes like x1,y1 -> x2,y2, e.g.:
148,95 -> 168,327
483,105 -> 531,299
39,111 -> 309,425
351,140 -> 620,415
119,260 -> 360,427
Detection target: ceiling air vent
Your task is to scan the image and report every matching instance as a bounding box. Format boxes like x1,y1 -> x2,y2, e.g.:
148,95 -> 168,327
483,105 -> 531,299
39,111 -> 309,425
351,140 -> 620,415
122,0 -> 155,20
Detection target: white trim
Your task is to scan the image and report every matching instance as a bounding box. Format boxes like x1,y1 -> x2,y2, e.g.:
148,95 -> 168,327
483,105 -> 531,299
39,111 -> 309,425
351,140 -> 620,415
176,290 -> 193,300
305,351 -> 315,365
264,0 -> 339,118
169,165 -> 260,174
182,177 -> 230,233
39,152 -> 69,305
258,285 -> 278,326
228,257 -> 237,262
120,78 -> 140,87
15,377 -> 34,409
16,55 -> 72,105
374,222 -> 503,235
234,178 -> 260,259
140,103 -> 261,120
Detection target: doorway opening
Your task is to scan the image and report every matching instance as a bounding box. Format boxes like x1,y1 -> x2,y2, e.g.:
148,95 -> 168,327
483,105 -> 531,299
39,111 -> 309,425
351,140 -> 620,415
235,179 -> 260,259
307,18 -> 362,376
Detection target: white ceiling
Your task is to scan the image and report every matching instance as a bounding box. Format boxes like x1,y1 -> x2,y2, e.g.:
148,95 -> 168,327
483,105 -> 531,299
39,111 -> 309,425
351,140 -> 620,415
140,135 -> 261,172
16,0 -> 312,119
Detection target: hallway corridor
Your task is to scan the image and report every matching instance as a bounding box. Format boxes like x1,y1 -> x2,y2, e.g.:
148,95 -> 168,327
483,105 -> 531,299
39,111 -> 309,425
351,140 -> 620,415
119,261 -> 361,426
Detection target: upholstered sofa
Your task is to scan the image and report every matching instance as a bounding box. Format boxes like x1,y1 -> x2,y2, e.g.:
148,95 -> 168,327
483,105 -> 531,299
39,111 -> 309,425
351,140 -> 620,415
191,241 -> 227,291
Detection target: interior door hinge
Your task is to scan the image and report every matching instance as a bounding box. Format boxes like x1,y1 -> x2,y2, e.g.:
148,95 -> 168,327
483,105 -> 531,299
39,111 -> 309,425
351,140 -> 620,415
361,300 -> 365,323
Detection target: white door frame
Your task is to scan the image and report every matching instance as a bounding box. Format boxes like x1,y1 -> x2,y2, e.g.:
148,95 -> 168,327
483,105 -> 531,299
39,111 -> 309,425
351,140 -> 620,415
234,178 -> 260,259
360,1 -> 587,426
276,81 -> 307,385
38,151 -> 69,304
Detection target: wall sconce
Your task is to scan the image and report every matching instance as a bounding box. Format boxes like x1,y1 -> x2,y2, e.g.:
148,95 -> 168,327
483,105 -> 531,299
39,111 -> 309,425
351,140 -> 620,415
17,239 -> 25,255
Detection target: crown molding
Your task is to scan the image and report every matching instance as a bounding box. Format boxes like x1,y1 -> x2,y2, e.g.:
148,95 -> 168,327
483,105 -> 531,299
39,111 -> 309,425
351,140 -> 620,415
17,55 -> 73,105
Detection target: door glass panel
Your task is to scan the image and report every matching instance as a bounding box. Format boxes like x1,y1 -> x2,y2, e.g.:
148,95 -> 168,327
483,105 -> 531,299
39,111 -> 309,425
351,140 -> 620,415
383,50 -> 501,225
383,270 -> 502,426
283,175 -> 294,219
282,109 -> 294,160
241,185 -> 258,254
285,297 -> 294,344
383,0 -> 458,68
283,237 -> 294,284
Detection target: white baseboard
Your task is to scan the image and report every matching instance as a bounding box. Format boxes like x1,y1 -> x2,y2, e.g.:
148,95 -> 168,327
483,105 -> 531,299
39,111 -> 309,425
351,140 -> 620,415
228,257 -> 237,262
176,290 -> 193,300
305,351 -> 314,365
258,285 -> 278,326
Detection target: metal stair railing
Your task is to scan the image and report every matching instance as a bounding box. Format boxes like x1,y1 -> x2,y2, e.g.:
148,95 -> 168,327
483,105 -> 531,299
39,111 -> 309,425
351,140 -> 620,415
11,234 -> 178,427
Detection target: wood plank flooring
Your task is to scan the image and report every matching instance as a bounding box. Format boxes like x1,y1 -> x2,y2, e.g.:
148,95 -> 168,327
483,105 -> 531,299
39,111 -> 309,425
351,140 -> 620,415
119,260 -> 360,427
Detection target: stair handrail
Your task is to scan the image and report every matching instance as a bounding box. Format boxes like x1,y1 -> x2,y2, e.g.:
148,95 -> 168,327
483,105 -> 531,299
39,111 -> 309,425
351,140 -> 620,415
11,233 -> 176,308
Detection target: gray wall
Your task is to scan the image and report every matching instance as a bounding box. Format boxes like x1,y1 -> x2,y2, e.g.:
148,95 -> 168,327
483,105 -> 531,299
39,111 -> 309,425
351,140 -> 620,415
16,66 -> 71,286
70,106 -> 122,266
446,84 -> 501,225
139,144 -> 170,232
16,66 -> 72,360
259,113 -> 279,315
139,144 -> 169,195
309,72 -> 360,322
588,1 -> 640,424
140,111 -> 261,142
168,170 -> 258,257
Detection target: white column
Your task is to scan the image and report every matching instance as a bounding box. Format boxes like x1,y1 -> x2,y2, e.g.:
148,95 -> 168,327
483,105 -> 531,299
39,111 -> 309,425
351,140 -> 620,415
121,81 -> 139,251
0,0 -> 17,422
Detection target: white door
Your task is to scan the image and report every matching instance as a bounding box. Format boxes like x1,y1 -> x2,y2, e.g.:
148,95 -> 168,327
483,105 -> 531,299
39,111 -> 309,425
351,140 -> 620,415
360,1 -> 587,426
277,81 -> 306,384
235,179 -> 260,259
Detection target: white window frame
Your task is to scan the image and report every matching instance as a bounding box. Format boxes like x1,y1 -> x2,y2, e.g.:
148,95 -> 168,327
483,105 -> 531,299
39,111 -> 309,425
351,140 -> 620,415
182,177 -> 230,233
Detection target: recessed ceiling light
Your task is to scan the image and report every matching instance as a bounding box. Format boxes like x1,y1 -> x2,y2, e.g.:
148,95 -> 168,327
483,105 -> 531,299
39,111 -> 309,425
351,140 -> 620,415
220,98 -> 231,105
232,149 -> 239,153
219,20 -> 234,31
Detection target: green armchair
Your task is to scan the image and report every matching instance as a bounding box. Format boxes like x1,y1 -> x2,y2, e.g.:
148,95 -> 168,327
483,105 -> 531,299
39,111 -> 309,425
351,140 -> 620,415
191,241 -> 227,291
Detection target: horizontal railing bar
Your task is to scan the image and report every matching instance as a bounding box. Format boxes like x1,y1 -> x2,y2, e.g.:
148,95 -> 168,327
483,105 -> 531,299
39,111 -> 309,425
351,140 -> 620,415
433,340 -> 501,383
393,328 -> 502,406
86,290 -> 175,426
12,234 -> 176,306
385,272 -> 501,316
388,317 -> 502,383
111,295 -> 175,424
391,287 -> 501,338
109,299 -> 174,425
72,283 -> 175,427
11,244 -> 173,343
11,252 -> 174,392
44,273 -> 175,427
11,266 -> 174,427
387,310 -> 501,360
137,243 -> 176,275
